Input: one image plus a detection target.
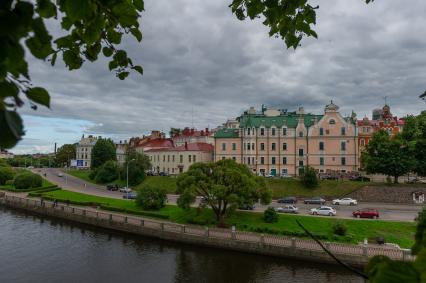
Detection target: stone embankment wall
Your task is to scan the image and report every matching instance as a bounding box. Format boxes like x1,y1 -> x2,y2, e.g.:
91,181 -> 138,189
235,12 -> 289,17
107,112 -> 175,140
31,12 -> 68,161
348,186 -> 426,204
0,195 -> 413,268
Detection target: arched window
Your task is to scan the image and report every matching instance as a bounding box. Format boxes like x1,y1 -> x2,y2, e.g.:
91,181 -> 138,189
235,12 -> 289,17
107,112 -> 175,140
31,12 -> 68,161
329,119 -> 336,125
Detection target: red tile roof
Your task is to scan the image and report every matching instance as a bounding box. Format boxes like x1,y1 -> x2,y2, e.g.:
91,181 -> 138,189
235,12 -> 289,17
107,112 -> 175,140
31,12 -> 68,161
145,142 -> 213,153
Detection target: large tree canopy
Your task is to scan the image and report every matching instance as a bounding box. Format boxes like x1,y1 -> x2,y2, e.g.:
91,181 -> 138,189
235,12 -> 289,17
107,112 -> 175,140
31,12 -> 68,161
176,159 -> 271,224
0,0 -> 378,149
91,138 -> 116,169
55,143 -> 76,167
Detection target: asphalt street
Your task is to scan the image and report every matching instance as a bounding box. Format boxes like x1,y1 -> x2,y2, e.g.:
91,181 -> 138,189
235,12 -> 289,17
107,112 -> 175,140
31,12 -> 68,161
34,168 -> 422,222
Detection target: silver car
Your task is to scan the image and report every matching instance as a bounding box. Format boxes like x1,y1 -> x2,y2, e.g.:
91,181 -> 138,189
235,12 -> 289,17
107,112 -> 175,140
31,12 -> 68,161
310,206 -> 336,216
276,205 -> 299,214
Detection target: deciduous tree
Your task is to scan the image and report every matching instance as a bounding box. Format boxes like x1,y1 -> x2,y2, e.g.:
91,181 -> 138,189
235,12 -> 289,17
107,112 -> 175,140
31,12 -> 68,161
91,138 -> 116,169
55,144 -> 76,167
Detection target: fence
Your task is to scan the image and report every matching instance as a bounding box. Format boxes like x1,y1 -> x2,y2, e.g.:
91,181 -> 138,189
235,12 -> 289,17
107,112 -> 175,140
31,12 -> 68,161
0,194 -> 414,265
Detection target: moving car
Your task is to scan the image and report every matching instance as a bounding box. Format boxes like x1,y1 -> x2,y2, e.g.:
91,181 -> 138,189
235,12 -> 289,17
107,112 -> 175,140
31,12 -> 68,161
304,197 -> 326,205
277,196 -> 297,204
122,192 -> 137,199
352,208 -> 379,219
310,206 -> 336,216
239,204 -> 254,210
350,176 -> 371,182
119,187 -> 132,193
276,205 -> 299,214
57,172 -> 63,177
332,198 -> 358,206
106,184 -> 119,191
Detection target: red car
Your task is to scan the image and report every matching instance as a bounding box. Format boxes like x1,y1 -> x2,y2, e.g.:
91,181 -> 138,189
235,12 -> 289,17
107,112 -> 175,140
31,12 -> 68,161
353,208 -> 379,219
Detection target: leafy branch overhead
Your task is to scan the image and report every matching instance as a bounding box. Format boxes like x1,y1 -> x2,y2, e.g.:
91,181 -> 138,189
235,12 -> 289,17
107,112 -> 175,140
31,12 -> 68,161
0,0 -> 144,148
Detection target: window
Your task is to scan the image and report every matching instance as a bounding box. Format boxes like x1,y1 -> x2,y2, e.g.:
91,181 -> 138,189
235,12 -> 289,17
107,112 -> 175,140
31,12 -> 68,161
260,143 -> 265,151
163,155 -> 165,162
252,157 -> 255,164
248,157 -> 251,165
299,160 -> 304,167
188,155 -> 192,162
260,157 -> 264,165
319,128 -> 324,136
282,143 -> 287,151
232,143 -> 236,150
319,142 -> 324,151
329,119 -> 336,124
180,155 -> 183,163
193,155 -> 196,162
172,155 -> 175,162
222,157 -> 225,160
298,148 -> 304,156
222,143 -> 226,151
282,168 -> 288,176
299,131 -> 303,137
271,128 -> 276,136
272,157 -> 276,165
167,155 -> 170,162
282,157 -> 287,164
341,127 -> 346,135
248,128 -> 251,135
271,143 -> 276,151
260,128 -> 265,136
341,157 -> 346,165
172,168 -> 174,173
360,139 -> 365,146
232,157 -> 236,161
320,157 -> 324,166
341,141 -> 346,151
243,143 -> 245,150
363,127 -> 368,133
150,156 -> 152,161
282,128 -> 287,136
251,143 -> 255,150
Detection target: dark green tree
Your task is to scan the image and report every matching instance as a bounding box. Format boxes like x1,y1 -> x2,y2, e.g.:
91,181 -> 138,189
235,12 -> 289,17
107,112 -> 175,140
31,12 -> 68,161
136,184 -> 167,210
14,171 -> 42,189
301,166 -> 318,188
91,138 -> 116,169
95,160 -> 119,183
403,111 -> 426,177
361,131 -> 415,183
0,166 -> 15,185
121,149 -> 151,185
55,143 -> 76,167
263,207 -> 278,223
176,159 -> 271,224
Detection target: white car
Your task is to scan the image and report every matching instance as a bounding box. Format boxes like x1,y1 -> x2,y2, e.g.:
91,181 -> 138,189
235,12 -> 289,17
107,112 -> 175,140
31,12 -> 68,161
332,198 -> 357,206
57,172 -> 64,177
310,206 -> 336,216
276,205 -> 299,214
119,187 -> 132,193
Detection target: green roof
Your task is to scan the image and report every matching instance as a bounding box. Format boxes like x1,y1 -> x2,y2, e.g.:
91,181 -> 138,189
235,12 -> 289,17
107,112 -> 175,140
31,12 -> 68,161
238,113 -> 323,128
214,128 -> 240,138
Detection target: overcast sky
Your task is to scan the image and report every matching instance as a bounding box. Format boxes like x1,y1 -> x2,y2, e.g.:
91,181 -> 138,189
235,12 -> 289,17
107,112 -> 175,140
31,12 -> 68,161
13,0 -> 426,154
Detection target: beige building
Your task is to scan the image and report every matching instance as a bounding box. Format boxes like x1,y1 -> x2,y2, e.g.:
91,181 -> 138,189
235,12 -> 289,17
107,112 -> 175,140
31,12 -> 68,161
145,143 -> 214,175
214,103 -> 358,176
116,140 -> 128,165
75,135 -> 98,169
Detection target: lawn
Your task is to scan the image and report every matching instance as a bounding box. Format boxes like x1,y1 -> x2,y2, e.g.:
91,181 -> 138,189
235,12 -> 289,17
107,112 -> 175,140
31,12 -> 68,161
39,190 -> 416,248
66,169 -> 127,187
136,176 -> 178,194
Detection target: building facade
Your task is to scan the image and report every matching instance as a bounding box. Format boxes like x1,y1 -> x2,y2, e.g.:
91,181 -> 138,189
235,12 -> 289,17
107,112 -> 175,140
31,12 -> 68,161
75,135 -> 98,169
171,128 -> 214,146
0,149 -> 13,159
116,140 -> 128,165
145,142 -> 214,175
214,103 -> 358,176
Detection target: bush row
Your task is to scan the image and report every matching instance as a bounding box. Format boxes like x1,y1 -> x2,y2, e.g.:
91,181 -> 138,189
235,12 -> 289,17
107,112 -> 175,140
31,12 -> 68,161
100,205 -> 170,220
3,185 -> 58,193
27,187 -> 61,197
243,225 -> 329,240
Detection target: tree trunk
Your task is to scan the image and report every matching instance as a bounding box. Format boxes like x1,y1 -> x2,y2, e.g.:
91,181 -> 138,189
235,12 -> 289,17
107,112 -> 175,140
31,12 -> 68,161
394,175 -> 399,184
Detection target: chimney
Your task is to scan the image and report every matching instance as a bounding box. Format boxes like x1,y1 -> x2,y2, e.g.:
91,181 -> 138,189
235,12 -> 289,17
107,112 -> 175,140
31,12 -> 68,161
185,142 -> 188,150
191,128 -> 195,135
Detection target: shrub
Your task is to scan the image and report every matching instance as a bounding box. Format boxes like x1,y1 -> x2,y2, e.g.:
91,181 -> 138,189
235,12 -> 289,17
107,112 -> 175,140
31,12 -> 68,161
95,161 -> 118,183
333,222 -> 348,236
263,207 -> 278,223
301,166 -> 318,188
136,185 -> 167,210
5,180 -> 14,186
0,167 -> 15,185
89,169 -> 97,180
14,172 -> 42,190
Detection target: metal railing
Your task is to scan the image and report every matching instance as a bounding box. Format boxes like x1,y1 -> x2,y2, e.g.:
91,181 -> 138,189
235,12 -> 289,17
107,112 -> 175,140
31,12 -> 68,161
0,195 -> 414,262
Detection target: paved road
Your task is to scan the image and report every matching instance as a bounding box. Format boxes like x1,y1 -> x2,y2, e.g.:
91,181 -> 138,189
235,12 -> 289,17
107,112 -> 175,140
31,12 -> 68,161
34,168 -> 422,222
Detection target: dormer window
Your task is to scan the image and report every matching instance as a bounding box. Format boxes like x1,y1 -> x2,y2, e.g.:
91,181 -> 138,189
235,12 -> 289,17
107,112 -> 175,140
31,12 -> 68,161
247,128 -> 251,135
271,128 -> 276,136
260,128 -> 265,136
299,131 -> 303,137
329,119 -> 336,125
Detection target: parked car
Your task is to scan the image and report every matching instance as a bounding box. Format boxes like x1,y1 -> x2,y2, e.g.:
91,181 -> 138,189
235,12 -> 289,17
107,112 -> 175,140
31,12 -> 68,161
159,172 -> 169,176
304,197 -> 326,205
122,192 -> 137,199
239,204 -> 254,210
310,206 -> 336,216
146,171 -> 154,176
350,176 -> 371,182
277,196 -> 297,204
119,187 -> 132,193
332,198 -> 358,206
320,175 -> 338,180
57,172 -> 63,177
106,184 -> 119,191
352,208 -> 379,219
276,205 -> 299,214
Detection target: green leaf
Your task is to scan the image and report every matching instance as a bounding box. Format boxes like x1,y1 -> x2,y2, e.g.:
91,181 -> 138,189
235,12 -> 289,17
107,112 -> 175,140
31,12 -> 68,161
102,46 -> 113,57
0,109 -> 25,149
0,81 -> 19,99
133,0 -> 144,11
63,49 -> 83,70
26,87 -> 50,108
50,52 -> 57,66
112,2 -> 138,27
107,29 -> 122,44
37,0 -> 57,18
130,28 -> 142,42
64,0 -> 91,21
132,65 -> 143,75
118,71 -> 129,80
108,60 -> 118,71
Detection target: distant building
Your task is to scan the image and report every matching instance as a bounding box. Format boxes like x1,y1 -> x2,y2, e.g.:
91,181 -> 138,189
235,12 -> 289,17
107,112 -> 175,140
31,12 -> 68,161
75,135 -> 98,169
214,103 -> 358,177
145,142 -> 214,175
171,127 -> 214,146
128,130 -> 167,153
116,140 -> 128,165
0,149 -> 13,159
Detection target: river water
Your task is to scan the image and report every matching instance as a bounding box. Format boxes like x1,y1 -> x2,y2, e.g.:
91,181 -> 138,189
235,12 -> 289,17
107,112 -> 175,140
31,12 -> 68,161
0,208 -> 364,283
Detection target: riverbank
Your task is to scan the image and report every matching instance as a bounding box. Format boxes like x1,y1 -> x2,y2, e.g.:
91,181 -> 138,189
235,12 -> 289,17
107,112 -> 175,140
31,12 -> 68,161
0,194 -> 413,268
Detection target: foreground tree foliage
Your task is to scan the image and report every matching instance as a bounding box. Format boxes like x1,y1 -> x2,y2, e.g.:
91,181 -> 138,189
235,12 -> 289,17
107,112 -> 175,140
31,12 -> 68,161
301,166 -> 318,188
361,130 -> 415,183
0,0 -> 377,149
401,111 -> 426,177
13,171 -> 42,190
136,184 -> 167,210
176,159 -> 271,224
94,160 -> 119,183
55,144 -> 76,167
91,138 -> 116,169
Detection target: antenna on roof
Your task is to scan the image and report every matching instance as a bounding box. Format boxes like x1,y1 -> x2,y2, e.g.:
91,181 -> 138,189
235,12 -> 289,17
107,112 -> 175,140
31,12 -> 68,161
384,96 -> 388,105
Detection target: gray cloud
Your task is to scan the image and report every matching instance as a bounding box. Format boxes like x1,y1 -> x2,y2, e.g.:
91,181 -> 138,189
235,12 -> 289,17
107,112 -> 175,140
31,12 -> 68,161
18,0 -> 426,149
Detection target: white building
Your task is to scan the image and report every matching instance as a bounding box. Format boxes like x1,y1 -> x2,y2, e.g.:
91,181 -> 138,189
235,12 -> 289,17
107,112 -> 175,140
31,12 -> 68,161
75,135 -> 98,169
